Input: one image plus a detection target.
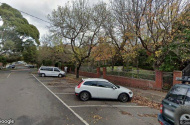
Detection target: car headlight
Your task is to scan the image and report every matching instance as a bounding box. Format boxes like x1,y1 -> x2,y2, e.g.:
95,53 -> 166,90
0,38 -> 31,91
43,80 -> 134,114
129,91 -> 133,95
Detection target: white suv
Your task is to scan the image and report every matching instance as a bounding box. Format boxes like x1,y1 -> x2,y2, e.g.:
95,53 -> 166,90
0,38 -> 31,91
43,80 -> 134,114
38,66 -> 65,77
75,78 -> 133,102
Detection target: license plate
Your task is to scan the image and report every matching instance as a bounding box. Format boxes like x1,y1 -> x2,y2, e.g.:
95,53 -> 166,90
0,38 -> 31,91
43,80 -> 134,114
164,109 -> 174,117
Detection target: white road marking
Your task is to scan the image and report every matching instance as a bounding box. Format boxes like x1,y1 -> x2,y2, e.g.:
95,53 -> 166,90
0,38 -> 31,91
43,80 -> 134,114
69,105 -> 149,108
32,74 -> 89,125
7,73 -> 11,78
46,86 -> 75,88
55,93 -> 74,95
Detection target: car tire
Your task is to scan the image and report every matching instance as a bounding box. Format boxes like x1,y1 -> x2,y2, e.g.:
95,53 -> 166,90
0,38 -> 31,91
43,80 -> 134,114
41,73 -> 45,77
79,91 -> 90,101
58,74 -> 62,78
118,93 -> 129,102
174,106 -> 190,125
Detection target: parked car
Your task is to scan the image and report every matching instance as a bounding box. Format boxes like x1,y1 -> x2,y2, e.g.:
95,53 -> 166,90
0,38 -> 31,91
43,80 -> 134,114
38,66 -> 65,77
75,78 -> 133,102
7,65 -> 15,69
158,76 -> 190,125
28,65 -> 35,68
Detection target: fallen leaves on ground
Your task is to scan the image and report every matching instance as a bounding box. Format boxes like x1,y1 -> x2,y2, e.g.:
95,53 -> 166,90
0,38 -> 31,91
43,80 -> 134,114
132,95 -> 160,110
137,113 -> 157,118
47,82 -> 60,86
64,77 -> 81,84
120,111 -> 133,116
93,115 -> 102,120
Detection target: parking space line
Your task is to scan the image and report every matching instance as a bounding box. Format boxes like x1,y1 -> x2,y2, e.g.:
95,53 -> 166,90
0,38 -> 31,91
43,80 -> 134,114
69,105 -> 148,108
43,82 -> 61,83
7,73 -> 11,78
32,74 -> 89,125
46,86 -> 75,88
55,93 -> 74,95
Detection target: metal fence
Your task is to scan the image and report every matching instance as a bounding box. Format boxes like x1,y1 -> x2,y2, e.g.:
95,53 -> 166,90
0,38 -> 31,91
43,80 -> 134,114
106,70 -> 155,81
80,66 -> 97,73
162,72 -> 173,90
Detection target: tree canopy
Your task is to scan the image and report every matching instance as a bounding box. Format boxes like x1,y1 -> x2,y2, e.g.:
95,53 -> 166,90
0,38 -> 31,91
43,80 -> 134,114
0,3 -> 40,56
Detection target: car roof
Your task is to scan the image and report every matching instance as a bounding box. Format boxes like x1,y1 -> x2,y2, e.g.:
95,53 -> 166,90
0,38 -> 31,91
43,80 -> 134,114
40,66 -> 58,68
175,83 -> 190,88
82,78 -> 108,82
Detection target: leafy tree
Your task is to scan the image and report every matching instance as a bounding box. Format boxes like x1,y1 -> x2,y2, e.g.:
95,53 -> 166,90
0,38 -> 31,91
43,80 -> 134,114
91,37 -> 116,70
22,40 -> 37,64
48,0 -> 108,78
125,0 -> 189,70
0,3 -> 40,56
0,55 -> 7,66
36,34 -> 72,67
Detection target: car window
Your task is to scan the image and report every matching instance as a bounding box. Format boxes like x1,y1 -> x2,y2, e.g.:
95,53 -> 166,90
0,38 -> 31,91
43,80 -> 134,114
165,86 -> 188,104
40,67 -> 46,70
184,89 -> 190,105
97,81 -> 115,88
83,81 -> 97,86
54,68 -> 60,72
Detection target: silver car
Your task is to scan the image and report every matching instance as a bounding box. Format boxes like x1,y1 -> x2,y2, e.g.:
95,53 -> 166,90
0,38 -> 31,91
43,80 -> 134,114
75,78 -> 133,102
38,66 -> 65,77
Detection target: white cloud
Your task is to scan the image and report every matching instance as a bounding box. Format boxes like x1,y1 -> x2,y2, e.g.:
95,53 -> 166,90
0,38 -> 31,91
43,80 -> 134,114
0,0 -> 109,40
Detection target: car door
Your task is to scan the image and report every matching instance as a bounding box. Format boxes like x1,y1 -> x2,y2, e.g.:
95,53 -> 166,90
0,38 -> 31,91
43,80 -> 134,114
97,81 -> 118,99
53,68 -> 60,76
46,67 -> 54,76
82,81 -> 98,98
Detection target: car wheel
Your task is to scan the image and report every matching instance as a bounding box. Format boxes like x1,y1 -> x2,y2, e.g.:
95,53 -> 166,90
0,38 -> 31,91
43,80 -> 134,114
58,74 -> 62,78
119,93 -> 129,102
79,91 -> 90,101
174,106 -> 190,125
41,73 -> 45,77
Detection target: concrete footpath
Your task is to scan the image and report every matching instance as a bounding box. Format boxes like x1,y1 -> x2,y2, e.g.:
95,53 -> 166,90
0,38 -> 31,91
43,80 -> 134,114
128,87 -> 167,103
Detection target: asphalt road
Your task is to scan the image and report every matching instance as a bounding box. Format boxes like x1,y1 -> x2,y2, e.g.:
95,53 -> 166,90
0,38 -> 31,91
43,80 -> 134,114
0,70 -> 84,125
0,69 -> 160,125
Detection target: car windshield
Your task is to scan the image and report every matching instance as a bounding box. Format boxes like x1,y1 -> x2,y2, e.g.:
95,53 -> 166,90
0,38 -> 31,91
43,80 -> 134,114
109,82 -> 120,88
165,86 -> 188,104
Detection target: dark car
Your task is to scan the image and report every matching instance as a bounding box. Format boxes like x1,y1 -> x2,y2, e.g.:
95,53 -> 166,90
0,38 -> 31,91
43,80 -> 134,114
158,77 -> 190,125
28,65 -> 35,68
7,65 -> 15,69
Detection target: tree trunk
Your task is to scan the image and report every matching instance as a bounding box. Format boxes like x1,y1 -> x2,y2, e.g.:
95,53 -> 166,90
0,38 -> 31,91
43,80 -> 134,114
76,63 -> 82,78
111,58 -> 114,71
76,67 -> 80,78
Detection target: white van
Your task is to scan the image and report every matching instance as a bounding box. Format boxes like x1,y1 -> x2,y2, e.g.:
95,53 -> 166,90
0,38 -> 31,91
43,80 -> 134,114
38,66 -> 65,77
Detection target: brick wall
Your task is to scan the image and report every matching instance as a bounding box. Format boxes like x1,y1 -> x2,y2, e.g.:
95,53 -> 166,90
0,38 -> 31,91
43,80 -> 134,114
103,68 -> 157,89
78,67 -> 101,78
173,71 -> 182,85
77,67 -> 164,90
104,75 -> 156,89
155,70 -> 163,90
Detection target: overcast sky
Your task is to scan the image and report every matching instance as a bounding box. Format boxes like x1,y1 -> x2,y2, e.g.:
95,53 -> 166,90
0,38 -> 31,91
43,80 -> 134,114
0,0 -> 108,39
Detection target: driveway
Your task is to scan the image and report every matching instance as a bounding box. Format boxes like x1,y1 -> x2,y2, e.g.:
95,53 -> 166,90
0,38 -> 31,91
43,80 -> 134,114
33,73 -> 160,125
0,69 -> 160,125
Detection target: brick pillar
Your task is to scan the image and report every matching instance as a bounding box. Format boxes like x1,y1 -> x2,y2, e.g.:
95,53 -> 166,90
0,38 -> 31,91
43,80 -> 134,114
155,70 -> 163,90
173,71 -> 182,85
103,67 -> 107,79
97,67 -> 100,78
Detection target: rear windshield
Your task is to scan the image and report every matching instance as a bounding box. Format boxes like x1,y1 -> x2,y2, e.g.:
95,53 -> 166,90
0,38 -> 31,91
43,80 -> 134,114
165,86 -> 188,104
83,81 -> 97,86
